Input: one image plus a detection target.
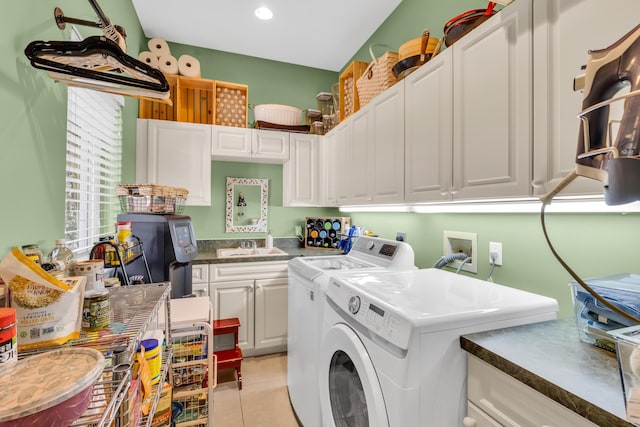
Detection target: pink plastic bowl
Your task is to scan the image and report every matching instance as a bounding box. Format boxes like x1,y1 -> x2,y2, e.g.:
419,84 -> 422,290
0,347 -> 104,427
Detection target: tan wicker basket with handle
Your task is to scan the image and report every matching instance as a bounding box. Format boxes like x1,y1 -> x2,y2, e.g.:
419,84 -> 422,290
356,44 -> 399,108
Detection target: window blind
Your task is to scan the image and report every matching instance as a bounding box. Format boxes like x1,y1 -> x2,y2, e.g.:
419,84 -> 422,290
65,87 -> 124,253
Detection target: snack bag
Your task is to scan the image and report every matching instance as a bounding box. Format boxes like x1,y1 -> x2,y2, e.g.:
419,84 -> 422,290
0,247 -> 86,350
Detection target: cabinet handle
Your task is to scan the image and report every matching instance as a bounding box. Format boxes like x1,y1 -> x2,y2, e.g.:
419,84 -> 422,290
462,417 -> 476,427
531,179 -> 545,189
478,398 -> 522,427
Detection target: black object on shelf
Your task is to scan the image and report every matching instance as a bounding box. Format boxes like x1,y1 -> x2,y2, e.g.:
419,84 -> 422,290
89,235 -> 153,286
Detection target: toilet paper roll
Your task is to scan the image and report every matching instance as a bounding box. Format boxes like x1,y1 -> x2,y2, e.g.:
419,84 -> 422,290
178,54 -> 201,78
148,38 -> 171,57
138,51 -> 159,69
158,54 -> 179,75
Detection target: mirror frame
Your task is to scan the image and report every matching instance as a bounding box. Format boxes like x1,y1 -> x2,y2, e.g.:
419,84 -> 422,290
225,177 -> 269,233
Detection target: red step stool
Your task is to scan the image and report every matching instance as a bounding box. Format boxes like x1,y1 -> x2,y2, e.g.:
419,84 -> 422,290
213,317 -> 243,389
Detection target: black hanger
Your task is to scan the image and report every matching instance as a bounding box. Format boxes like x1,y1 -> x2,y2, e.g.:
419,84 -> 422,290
25,36 -> 169,94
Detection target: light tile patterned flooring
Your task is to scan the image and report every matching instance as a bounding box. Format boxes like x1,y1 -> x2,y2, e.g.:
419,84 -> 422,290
213,352 -> 300,427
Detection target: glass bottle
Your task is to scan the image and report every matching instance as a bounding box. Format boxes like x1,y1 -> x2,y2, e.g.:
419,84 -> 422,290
48,239 -> 73,263
48,239 -> 74,274
21,244 -> 43,265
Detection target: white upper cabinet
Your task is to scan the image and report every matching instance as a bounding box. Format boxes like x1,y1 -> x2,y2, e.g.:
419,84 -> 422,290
283,133 -> 320,206
532,0 -> 640,198
137,119 -> 211,206
211,126 -> 290,163
326,82 -> 405,206
322,121 -> 349,207
404,47 -> 454,202
451,0 -> 532,200
369,82 -> 405,204
350,107 -> 373,203
252,130 -> 290,162
211,125 -> 252,159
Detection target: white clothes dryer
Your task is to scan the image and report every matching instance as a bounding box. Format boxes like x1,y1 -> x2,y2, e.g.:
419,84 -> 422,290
318,268 -> 558,427
287,236 -> 415,427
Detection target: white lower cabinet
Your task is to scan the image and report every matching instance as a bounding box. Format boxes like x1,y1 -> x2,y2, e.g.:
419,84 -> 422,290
208,261 -> 288,356
466,355 -> 598,427
191,263 -> 209,297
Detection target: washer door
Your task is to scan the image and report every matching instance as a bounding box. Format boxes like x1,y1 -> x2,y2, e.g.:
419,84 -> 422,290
319,323 -> 389,427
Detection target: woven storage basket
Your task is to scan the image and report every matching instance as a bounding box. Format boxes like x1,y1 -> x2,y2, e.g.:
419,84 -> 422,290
356,45 -> 399,108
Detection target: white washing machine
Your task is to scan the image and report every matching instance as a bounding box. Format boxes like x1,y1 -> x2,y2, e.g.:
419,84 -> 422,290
287,236 -> 416,427
318,268 -> 559,427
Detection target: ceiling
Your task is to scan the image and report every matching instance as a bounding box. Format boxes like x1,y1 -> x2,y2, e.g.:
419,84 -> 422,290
131,0 -> 402,72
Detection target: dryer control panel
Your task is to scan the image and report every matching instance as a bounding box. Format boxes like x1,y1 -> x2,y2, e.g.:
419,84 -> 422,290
329,279 -> 411,354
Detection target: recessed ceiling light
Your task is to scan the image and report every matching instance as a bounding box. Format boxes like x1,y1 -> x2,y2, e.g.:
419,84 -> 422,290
254,7 -> 273,20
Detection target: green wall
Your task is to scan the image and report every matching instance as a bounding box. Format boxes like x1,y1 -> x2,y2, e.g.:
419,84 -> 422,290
345,211 -> 640,318
184,161 -> 338,239
1,0 -> 145,256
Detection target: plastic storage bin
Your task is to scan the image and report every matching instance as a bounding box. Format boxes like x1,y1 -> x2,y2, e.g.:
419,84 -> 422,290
570,273 -> 640,352
608,325 -> 640,424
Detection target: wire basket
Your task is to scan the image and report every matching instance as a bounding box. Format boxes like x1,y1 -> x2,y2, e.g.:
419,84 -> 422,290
116,184 -> 188,214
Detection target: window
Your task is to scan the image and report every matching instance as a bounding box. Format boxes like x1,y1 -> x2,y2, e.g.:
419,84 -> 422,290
64,87 -> 124,253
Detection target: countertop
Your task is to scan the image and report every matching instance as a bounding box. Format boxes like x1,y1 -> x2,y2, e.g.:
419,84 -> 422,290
194,238 -> 343,264
461,318 -> 634,427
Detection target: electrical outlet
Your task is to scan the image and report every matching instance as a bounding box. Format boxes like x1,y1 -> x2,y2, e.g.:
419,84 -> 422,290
396,232 -> 406,242
489,241 -> 503,266
442,231 -> 477,273
295,225 -> 302,237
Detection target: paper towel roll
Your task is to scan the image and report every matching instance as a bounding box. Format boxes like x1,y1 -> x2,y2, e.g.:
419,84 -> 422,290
158,54 -> 179,75
138,51 -> 159,69
148,38 -> 171,57
178,54 -> 201,78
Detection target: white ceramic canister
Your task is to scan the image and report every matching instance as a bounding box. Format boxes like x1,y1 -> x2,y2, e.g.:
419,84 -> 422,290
72,260 -> 105,291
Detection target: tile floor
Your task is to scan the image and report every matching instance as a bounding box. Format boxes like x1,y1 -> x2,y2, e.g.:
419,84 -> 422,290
213,352 -> 300,427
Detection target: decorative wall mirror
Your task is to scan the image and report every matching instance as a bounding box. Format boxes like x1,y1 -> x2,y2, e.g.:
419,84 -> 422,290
226,177 -> 268,233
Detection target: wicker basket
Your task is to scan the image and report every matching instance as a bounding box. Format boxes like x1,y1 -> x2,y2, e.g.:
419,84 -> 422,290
356,45 -> 399,108
116,184 -> 189,214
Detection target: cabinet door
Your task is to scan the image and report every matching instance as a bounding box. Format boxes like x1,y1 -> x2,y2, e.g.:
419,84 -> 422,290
452,0 -> 532,200
369,82 -> 405,203
209,280 -> 255,351
350,108 -> 372,203
532,0 -> 640,198
331,120 -> 353,205
253,130 -> 290,163
404,48 -> 454,202
142,119 -> 211,206
191,264 -> 209,284
468,355 -> 599,427
254,277 -> 288,350
322,126 -> 341,206
211,125 -> 252,160
283,133 -> 319,206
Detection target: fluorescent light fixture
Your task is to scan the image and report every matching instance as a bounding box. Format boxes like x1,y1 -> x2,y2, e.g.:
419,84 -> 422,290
254,7 -> 273,20
338,197 -> 640,214
411,197 -> 640,213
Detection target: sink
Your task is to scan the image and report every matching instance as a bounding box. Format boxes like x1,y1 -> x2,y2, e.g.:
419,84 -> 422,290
216,247 -> 288,258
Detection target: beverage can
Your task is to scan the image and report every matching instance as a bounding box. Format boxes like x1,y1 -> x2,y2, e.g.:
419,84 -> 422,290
0,308 -> 17,365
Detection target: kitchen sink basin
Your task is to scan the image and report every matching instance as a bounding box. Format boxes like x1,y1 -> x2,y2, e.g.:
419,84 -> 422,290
216,247 -> 288,258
